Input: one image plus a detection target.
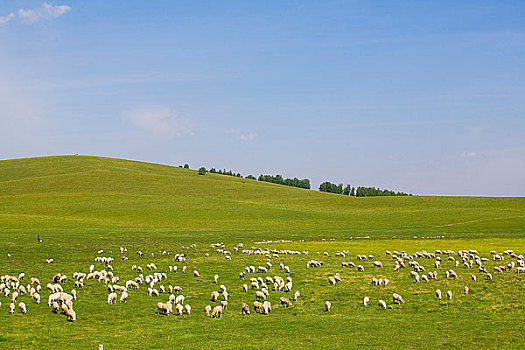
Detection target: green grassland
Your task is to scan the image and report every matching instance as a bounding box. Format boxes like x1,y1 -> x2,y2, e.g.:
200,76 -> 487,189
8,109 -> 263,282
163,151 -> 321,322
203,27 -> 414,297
0,156 -> 524,349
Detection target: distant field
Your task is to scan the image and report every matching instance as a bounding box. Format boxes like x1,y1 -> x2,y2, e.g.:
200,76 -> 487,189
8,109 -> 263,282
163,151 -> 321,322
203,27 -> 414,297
0,156 -> 524,349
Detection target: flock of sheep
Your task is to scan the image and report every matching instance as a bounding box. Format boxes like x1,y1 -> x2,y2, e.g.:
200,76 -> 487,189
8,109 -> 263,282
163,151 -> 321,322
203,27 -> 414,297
1,242 -> 524,323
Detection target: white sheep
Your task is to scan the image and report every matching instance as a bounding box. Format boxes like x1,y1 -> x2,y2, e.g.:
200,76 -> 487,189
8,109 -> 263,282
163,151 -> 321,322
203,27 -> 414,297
205,305 -> 212,317
293,291 -> 300,301
363,297 -> 369,306
325,300 -> 331,312
175,295 -> 185,304
435,289 -> 442,299
176,303 -> 184,315
10,302 -> 16,314
378,300 -> 387,309
464,286 -> 469,295
393,293 -> 404,304
184,304 -> 191,315
65,308 -> 76,322
447,290 -> 453,300
107,292 -> 117,304
255,290 -> 266,300
211,291 -> 219,302
211,305 -> 223,318
120,291 -> 129,303
19,302 -> 27,314
33,292 -> 41,304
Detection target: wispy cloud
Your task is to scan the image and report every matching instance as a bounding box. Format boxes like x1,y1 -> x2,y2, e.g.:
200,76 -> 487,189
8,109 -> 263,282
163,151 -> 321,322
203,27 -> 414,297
126,107 -> 193,139
460,151 -> 478,158
225,128 -> 257,141
0,2 -> 70,25
0,12 -> 15,25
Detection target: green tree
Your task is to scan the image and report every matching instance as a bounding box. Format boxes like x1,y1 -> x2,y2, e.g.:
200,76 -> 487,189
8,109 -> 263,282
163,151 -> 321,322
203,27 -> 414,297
198,167 -> 207,175
184,164 -> 189,169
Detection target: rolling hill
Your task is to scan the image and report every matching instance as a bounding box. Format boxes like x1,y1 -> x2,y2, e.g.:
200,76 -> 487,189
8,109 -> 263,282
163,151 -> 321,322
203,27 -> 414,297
0,155 -> 523,242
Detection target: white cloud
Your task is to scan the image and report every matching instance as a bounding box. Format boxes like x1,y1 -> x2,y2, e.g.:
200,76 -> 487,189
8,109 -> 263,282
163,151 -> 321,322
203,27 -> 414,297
127,107 -> 193,139
225,128 -> 257,141
460,151 -> 478,158
0,13 -> 15,25
0,2 -> 70,25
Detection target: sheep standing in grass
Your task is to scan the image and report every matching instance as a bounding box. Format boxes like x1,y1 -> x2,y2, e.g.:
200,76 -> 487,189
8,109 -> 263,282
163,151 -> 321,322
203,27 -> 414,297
393,293 -> 404,304
120,291 -> 128,303
107,292 -> 117,305
325,301 -> 331,312
293,291 -> 300,301
211,305 -> 223,318
205,305 -> 212,317
464,286 -> 469,295
211,291 -> 219,302
447,290 -> 453,300
242,284 -> 248,292
193,270 -> 200,278
280,297 -> 292,307
436,289 -> 442,299
176,303 -> 184,315
184,304 -> 191,315
241,303 -> 250,315
255,290 -> 266,300
262,301 -> 272,314
175,295 -> 185,305
19,302 -> 27,314
253,301 -> 263,313
363,297 -> 369,306
471,275 -> 477,282
378,300 -> 387,309
9,302 -> 15,314
157,302 -> 172,315
65,308 -> 76,322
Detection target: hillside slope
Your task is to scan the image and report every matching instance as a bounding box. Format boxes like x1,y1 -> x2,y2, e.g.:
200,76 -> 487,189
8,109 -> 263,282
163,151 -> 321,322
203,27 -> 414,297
0,155 -> 523,241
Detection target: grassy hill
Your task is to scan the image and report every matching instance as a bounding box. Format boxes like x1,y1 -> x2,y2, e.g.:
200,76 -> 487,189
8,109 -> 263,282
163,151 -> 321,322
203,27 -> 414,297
1,156 -> 524,349
0,155 -> 523,242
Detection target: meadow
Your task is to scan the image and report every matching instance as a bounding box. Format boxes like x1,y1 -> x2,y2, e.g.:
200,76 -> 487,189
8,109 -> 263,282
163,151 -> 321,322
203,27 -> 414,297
0,156 -> 524,349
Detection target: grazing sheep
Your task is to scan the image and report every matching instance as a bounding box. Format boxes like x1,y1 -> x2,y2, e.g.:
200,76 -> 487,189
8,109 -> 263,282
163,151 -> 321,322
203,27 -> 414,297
175,303 -> 184,315
175,295 -> 185,305
255,290 -> 266,300
157,302 -> 172,315
65,308 -> 76,322
378,300 -> 387,309
33,292 -> 41,304
357,265 -> 364,272
242,284 -> 248,292
9,302 -> 15,314
253,301 -> 263,313
363,297 -> 369,306
184,304 -> 191,315
262,301 -> 272,314
205,305 -> 212,317
293,291 -> 300,301
464,286 -> 469,295
107,292 -> 117,305
329,276 -> 337,285
325,301 -> 331,312
471,274 -> 477,282
213,274 -> 219,283
19,302 -> 27,314
221,300 -> 228,310
71,289 -> 77,301
120,291 -> 129,303
280,297 -> 292,307
193,270 -> 200,278
393,293 -> 404,304
211,291 -> 219,302
436,289 -> 442,299
447,290 -> 453,300
211,305 -> 223,318
241,302 -> 250,315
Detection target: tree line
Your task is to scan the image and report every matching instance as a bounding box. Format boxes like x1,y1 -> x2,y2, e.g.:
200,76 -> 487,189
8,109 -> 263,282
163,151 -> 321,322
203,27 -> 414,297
319,181 -> 411,197
181,164 -> 411,196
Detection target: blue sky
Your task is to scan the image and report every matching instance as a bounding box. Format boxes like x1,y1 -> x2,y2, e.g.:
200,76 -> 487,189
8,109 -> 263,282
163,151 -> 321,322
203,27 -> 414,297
1,1 -> 524,196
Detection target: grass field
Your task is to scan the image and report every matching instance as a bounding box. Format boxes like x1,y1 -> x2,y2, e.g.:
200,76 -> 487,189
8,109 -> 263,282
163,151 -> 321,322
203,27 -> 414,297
1,156 -> 524,349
